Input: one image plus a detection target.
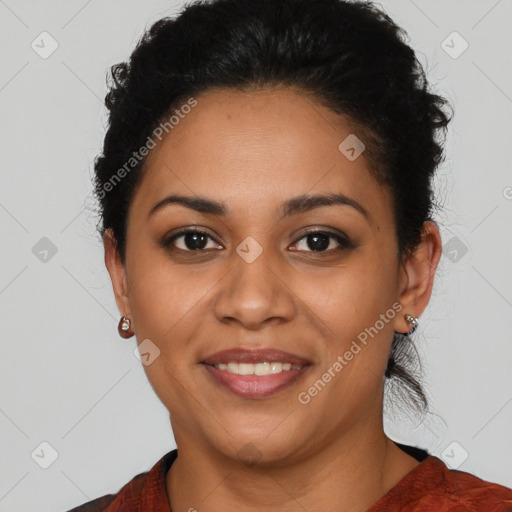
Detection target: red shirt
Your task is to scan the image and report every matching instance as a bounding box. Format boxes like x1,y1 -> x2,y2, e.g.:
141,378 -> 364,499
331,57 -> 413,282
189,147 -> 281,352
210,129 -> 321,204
66,447 -> 512,511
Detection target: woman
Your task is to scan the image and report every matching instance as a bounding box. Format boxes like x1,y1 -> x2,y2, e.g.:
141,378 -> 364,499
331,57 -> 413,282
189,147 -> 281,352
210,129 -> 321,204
67,0 -> 512,510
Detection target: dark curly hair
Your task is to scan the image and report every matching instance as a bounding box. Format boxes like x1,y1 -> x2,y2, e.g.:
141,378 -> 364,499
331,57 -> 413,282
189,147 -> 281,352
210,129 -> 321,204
92,0 -> 453,414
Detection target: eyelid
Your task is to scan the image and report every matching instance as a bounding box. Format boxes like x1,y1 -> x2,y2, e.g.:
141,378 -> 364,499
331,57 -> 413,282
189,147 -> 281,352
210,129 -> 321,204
290,228 -> 353,251
163,227 -> 222,250
294,226 -> 349,241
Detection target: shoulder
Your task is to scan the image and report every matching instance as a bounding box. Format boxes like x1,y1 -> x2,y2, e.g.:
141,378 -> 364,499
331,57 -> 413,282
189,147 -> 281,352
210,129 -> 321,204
65,493 -> 117,511
430,457 -> 512,510
64,449 -> 177,512
64,470 -> 150,512
370,455 -> 512,511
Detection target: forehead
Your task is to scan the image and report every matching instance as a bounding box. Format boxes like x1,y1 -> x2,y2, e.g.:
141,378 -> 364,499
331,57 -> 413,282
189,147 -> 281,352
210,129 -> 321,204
131,87 -> 392,223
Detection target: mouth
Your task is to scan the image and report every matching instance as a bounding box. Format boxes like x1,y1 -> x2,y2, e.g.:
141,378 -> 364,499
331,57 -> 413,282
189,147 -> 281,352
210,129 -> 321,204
201,348 -> 311,399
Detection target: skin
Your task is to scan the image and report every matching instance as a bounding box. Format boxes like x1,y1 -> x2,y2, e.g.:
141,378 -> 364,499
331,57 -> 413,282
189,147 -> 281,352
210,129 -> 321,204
104,87 -> 442,511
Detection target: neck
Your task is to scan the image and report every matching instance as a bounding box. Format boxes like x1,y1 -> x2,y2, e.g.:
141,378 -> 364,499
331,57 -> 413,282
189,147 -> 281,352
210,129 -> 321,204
166,417 -> 420,511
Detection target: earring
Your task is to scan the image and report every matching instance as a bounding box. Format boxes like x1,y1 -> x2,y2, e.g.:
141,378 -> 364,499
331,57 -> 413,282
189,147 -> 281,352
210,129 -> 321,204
118,316 -> 134,339
404,314 -> 418,335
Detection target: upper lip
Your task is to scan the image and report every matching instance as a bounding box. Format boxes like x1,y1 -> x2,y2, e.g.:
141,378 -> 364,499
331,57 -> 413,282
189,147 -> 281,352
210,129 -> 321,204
202,348 -> 310,366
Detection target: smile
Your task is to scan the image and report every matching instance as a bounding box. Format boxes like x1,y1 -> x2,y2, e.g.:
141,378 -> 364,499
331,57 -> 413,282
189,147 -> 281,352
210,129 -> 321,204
201,347 -> 312,398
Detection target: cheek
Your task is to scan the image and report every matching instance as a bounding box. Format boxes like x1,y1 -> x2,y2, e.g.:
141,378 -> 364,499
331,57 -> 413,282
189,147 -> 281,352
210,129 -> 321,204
296,258 -> 398,397
127,252 -> 219,358
126,259 -> 210,411
295,257 -> 396,338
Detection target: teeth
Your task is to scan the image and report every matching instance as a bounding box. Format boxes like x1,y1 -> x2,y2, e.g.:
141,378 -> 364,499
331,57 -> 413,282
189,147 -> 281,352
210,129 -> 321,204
238,363 -> 254,375
212,361 -> 302,375
270,362 -> 282,374
255,362 -> 271,375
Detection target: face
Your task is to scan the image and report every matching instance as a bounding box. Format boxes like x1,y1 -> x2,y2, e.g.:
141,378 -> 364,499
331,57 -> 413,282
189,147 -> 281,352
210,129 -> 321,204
105,87 -> 440,464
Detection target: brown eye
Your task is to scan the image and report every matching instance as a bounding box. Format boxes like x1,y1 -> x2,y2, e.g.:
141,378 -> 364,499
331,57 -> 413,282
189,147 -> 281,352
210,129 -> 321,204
291,230 -> 353,253
163,229 -> 222,251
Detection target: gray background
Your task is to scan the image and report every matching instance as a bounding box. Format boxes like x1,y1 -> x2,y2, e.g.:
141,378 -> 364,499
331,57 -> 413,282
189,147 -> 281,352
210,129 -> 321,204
0,1 -> 511,510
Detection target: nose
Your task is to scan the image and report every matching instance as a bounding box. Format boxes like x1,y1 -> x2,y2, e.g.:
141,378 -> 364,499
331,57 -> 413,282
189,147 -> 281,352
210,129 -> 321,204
212,245 -> 296,330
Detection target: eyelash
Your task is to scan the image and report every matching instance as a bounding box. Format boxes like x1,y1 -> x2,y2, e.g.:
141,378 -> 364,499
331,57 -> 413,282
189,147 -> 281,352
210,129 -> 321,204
162,227 -> 354,255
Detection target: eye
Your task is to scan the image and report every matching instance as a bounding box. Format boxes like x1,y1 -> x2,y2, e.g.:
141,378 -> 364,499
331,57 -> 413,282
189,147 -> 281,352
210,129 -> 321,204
163,229 -> 222,252
162,228 -> 354,254
290,229 -> 353,253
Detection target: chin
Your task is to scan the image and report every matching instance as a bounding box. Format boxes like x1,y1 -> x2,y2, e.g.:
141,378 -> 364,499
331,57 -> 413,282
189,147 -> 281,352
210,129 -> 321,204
202,420 -> 307,466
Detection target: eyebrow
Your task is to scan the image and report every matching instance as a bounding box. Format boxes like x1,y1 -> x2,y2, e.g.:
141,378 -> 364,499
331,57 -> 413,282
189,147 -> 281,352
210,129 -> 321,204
148,192 -> 370,221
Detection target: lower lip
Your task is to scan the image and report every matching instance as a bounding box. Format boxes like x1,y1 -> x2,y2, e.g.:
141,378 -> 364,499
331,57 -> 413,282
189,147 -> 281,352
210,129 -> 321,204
202,364 -> 310,399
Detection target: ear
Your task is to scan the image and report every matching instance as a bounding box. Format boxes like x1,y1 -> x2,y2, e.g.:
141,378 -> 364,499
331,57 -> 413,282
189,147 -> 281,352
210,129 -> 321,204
393,221 -> 442,334
103,228 -> 132,324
